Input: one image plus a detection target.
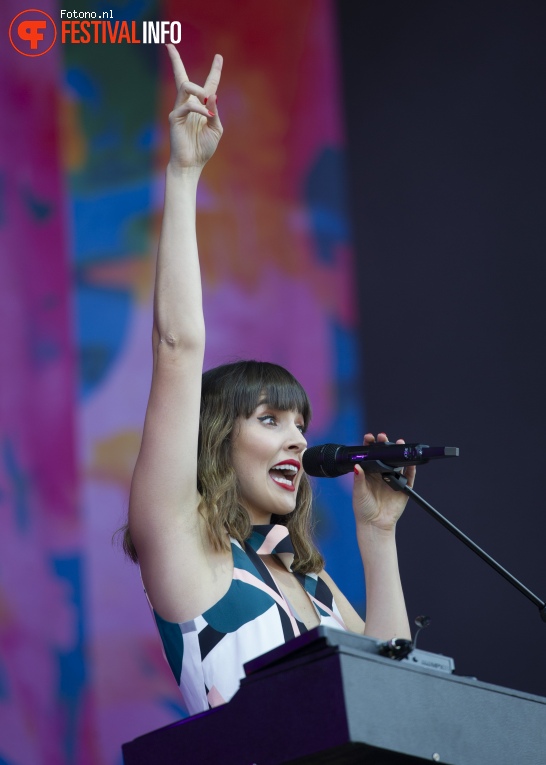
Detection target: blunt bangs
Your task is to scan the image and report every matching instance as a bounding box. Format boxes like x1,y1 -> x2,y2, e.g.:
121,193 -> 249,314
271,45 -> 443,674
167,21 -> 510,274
202,360 -> 311,430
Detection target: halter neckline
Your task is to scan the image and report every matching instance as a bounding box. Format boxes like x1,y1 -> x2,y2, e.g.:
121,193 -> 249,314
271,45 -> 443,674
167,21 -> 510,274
247,524 -> 295,572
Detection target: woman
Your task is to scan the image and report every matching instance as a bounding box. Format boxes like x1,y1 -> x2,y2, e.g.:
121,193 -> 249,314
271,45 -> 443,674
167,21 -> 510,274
125,46 -> 414,716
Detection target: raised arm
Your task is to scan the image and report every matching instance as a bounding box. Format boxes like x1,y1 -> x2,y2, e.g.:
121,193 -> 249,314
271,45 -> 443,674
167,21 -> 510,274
128,47 -> 223,620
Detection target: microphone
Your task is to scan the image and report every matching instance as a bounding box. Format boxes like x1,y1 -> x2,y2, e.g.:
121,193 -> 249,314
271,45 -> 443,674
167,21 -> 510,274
302,442 -> 459,478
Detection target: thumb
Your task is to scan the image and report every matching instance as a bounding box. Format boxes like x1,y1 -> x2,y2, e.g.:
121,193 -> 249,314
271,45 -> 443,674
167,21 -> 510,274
205,94 -> 222,128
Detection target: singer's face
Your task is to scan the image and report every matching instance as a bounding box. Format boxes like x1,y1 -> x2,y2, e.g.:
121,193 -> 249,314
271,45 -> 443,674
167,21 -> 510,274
230,402 -> 307,524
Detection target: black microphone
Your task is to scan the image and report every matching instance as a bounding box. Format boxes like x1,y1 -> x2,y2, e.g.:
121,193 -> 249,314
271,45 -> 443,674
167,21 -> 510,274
302,442 -> 459,478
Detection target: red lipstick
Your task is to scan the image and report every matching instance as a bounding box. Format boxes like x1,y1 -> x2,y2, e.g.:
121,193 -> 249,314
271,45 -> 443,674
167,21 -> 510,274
269,459 -> 300,492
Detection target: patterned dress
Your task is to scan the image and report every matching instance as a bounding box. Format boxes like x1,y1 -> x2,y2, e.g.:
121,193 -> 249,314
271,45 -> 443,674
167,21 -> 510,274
148,524 -> 347,716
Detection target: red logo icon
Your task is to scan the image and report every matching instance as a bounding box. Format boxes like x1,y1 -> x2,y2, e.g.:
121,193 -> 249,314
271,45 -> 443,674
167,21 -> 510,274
9,8 -> 57,56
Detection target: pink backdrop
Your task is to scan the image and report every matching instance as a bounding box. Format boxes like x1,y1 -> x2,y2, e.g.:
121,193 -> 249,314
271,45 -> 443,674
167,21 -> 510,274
0,2 -> 361,763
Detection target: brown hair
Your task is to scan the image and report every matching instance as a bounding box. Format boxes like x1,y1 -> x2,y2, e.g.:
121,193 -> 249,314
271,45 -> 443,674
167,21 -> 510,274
121,360 -> 324,574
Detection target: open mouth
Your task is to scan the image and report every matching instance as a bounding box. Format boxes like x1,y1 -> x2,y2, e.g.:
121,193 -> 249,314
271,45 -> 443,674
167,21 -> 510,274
269,462 -> 299,492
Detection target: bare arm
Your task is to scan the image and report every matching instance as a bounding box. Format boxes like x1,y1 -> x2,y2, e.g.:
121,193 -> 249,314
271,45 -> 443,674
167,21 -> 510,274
128,48 -> 224,620
320,433 -> 413,640
352,432 -> 413,640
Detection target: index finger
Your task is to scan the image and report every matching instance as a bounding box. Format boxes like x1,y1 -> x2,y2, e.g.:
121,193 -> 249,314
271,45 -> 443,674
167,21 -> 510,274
166,43 -> 189,90
204,54 -> 223,95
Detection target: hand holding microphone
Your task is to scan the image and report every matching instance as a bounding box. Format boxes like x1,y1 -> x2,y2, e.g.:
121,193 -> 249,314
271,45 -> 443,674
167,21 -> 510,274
302,437 -> 458,478
303,432 -> 458,531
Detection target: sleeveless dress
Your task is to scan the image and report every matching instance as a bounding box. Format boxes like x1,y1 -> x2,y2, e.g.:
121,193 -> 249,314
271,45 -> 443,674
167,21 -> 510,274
147,524 -> 348,716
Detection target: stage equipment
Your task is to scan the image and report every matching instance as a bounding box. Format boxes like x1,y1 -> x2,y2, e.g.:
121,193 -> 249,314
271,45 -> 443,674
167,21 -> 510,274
304,442 -> 546,622
122,626 -> 546,764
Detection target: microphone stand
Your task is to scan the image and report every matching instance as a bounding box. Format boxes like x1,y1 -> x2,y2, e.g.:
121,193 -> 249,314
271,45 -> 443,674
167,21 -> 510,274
375,462 -> 546,623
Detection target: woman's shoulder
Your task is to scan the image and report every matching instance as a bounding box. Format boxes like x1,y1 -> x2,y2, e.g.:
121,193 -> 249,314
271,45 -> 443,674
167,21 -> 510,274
138,516 -> 234,624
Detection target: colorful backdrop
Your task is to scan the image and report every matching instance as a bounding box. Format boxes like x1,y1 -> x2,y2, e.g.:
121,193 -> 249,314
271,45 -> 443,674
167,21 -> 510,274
0,1 -> 362,763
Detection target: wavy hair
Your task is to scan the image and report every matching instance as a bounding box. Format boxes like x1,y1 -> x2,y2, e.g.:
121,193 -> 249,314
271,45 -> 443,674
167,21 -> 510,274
121,360 -> 324,574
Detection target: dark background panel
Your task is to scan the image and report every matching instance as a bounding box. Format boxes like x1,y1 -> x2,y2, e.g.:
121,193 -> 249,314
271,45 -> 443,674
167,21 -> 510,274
337,0 -> 546,696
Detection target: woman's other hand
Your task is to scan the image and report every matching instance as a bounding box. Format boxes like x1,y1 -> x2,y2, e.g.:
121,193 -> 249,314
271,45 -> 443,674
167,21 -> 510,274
352,433 -> 415,533
166,44 -> 223,170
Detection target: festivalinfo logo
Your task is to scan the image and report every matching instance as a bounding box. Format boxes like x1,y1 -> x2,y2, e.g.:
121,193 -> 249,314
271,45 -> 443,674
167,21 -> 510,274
9,9 -> 57,56
9,7 -> 182,56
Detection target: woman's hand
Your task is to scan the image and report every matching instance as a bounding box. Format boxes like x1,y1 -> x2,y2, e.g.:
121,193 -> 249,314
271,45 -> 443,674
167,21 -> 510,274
166,44 -> 223,170
352,433 -> 415,533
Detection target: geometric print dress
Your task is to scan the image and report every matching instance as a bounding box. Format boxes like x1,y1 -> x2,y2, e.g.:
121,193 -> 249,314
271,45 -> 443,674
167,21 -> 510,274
149,524 -> 348,716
